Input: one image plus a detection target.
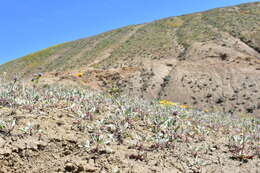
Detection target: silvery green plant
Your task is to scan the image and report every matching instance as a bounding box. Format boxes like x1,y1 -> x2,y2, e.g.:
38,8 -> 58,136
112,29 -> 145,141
0,79 -> 259,161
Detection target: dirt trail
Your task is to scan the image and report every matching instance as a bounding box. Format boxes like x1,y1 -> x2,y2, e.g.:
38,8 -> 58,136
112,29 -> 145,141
88,24 -> 145,67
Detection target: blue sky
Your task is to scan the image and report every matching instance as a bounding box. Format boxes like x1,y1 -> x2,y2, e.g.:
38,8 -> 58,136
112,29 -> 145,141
0,0 -> 258,64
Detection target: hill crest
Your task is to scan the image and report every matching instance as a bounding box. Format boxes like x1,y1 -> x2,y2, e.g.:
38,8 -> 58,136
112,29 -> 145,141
0,2 -> 260,116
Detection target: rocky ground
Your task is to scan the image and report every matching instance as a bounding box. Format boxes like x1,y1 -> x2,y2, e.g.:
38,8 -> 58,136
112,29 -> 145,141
38,51 -> 260,118
0,81 -> 259,172
0,2 -> 259,172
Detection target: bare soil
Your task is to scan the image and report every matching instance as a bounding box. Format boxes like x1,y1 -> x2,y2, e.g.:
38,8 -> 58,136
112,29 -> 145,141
0,105 -> 259,173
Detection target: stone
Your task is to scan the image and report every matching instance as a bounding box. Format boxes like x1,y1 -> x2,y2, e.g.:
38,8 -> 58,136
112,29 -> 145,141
216,97 -> 224,104
64,163 -> 76,172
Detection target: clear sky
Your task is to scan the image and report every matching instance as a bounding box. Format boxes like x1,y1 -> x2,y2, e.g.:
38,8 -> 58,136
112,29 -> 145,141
0,0 -> 258,64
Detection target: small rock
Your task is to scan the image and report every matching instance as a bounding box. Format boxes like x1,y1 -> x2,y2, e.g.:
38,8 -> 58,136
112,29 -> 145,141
37,142 -> 47,150
88,159 -> 95,165
234,89 -> 239,93
65,163 -> 76,172
0,148 -> 12,156
85,165 -> 98,172
191,96 -> 196,100
216,97 -> 224,104
56,121 -> 65,126
246,106 -> 255,113
63,150 -> 72,156
0,138 -> 6,148
229,97 -> 236,101
77,164 -> 84,172
206,93 -> 212,98
104,147 -> 115,154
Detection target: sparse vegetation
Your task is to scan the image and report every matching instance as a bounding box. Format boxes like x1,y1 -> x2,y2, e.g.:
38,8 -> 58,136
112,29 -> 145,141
0,3 -> 259,171
0,77 -> 259,172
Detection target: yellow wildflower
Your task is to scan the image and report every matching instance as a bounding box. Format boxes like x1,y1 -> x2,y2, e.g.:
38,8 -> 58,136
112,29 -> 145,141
76,72 -> 83,77
179,105 -> 188,109
159,100 -> 178,106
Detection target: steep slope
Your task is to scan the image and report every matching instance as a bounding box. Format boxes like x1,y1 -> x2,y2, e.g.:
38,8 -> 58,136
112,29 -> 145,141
0,2 -> 260,115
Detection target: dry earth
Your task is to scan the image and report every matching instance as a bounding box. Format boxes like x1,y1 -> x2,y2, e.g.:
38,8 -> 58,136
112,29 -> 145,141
0,3 -> 259,172
0,83 -> 259,173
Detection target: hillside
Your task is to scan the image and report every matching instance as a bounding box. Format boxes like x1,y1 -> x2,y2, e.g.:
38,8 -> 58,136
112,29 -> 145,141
0,2 -> 260,116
